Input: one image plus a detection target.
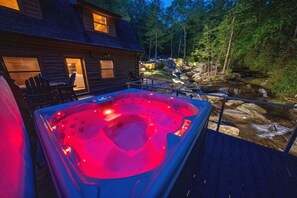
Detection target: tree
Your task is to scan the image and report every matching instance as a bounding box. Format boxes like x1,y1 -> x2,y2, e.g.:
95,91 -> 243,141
145,0 -> 166,59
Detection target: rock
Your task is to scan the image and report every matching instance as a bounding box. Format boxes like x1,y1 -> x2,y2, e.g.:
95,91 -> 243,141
139,67 -> 146,72
293,104 -> 297,112
236,103 -> 271,124
180,75 -> 189,81
142,63 -> 155,70
237,103 -> 267,114
223,109 -> 252,123
163,59 -> 177,69
225,100 -> 244,107
192,73 -> 202,82
206,93 -> 226,104
189,82 -> 198,88
182,65 -> 192,72
208,122 -> 240,137
199,86 -> 220,93
258,88 -> 268,97
188,62 -> 195,67
186,71 -> 195,77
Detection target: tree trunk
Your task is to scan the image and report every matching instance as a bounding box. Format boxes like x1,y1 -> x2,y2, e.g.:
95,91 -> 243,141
170,32 -> 173,58
226,48 -> 233,70
182,24 -> 187,58
222,15 -> 235,73
294,25 -> 297,39
178,32 -> 182,57
155,22 -> 158,60
148,39 -> 152,60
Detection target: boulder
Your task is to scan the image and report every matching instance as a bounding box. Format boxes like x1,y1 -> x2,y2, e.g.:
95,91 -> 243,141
236,103 -> 271,124
223,109 -> 252,123
206,93 -> 226,104
139,68 -> 146,72
237,103 -> 267,114
163,59 -> 177,69
192,73 -> 202,82
142,63 -> 155,70
225,100 -> 244,107
181,65 -> 192,72
186,71 -> 195,77
195,63 -> 207,73
180,75 -> 189,81
208,122 -> 240,137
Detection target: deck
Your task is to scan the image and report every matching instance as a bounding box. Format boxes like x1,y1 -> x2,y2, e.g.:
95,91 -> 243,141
189,130 -> 297,198
34,129 -> 297,198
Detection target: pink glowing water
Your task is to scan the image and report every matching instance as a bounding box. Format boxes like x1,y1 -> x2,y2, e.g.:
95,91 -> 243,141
52,96 -> 198,179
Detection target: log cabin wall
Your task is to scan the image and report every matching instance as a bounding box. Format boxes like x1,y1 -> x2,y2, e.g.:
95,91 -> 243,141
20,0 -> 43,19
0,32 -> 139,94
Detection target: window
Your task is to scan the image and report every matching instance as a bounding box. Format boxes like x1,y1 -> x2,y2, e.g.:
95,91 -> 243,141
3,57 -> 41,87
0,0 -> 20,11
66,58 -> 87,91
100,60 -> 114,79
93,13 -> 108,33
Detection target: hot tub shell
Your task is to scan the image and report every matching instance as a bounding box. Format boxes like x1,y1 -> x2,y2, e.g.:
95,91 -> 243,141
34,88 -> 211,197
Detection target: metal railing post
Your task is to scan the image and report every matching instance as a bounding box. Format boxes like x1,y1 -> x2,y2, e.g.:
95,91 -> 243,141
284,125 -> 297,154
216,98 -> 227,132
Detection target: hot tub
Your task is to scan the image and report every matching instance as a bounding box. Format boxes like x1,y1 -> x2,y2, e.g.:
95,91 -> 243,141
34,88 -> 211,197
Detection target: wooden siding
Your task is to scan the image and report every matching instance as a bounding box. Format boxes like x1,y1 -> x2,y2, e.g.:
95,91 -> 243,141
83,7 -> 116,37
21,0 -> 43,19
0,32 -> 138,94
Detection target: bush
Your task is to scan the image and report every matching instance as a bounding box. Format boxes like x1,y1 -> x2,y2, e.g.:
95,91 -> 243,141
225,68 -> 233,75
270,61 -> 297,97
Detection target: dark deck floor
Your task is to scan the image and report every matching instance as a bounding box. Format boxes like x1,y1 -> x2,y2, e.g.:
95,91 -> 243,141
189,130 -> 297,198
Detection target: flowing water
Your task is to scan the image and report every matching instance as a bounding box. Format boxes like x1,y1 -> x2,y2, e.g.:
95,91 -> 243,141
199,80 -> 297,153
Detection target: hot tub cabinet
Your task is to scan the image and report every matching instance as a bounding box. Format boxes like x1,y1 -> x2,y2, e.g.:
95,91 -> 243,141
34,89 -> 211,197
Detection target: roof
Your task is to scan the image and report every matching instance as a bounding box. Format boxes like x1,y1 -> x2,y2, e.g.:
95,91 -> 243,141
0,0 -> 142,52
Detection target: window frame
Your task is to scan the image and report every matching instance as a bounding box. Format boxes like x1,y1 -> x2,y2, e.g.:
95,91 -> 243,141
92,12 -> 109,33
64,57 -> 89,93
100,59 -> 114,79
0,0 -> 21,12
1,56 -> 42,87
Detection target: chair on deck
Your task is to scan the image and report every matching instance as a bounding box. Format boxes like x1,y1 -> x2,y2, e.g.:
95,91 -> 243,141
57,73 -> 78,103
128,72 -> 144,83
25,75 -> 57,113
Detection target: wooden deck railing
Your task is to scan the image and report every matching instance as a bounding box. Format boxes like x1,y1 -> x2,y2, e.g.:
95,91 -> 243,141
127,81 -> 297,155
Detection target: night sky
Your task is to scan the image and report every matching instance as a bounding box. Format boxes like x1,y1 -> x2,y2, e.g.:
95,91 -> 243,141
163,0 -> 173,7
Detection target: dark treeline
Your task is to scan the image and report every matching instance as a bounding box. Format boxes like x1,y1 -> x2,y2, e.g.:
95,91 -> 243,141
97,0 -> 297,97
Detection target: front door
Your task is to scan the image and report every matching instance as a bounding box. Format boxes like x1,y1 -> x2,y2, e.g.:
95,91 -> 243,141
65,58 -> 88,92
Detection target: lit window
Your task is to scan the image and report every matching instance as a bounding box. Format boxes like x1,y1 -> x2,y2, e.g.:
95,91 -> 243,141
100,60 -> 114,79
65,58 -> 87,91
93,13 -> 108,33
3,57 -> 41,87
0,0 -> 20,11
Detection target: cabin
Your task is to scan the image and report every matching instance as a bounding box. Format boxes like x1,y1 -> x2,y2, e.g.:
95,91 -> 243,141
0,0 -> 142,95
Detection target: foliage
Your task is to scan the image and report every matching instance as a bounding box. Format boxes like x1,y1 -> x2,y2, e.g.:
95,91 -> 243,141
270,59 -> 297,97
225,68 -> 232,75
126,0 -> 297,96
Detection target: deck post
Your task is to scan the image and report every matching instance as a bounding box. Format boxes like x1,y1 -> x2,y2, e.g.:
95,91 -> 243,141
216,98 -> 226,132
284,125 -> 297,154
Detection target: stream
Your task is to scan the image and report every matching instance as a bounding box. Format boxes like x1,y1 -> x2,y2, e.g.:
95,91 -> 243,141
196,80 -> 297,153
